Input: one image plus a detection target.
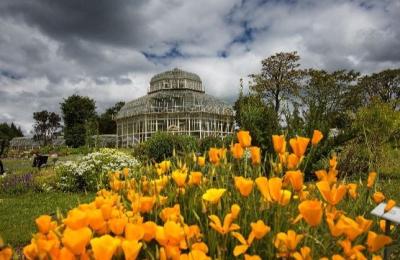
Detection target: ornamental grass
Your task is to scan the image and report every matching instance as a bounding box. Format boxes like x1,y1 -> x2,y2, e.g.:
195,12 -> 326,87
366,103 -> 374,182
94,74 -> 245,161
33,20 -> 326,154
0,130 -> 397,260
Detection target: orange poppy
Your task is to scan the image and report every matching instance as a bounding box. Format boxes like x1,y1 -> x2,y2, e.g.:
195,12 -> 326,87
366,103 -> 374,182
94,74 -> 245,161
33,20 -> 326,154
287,153 -> 300,170
316,181 -> 346,206
197,156 -> 205,167
297,200 -> 323,227
122,240 -> 142,260
274,230 -> 303,257
202,188 -> 226,204
372,192 -> 385,204
272,135 -> 286,154
285,170 -> 303,192
208,148 -> 221,165
188,171 -> 202,185
249,146 -> 261,165
311,130 -> 323,145
62,227 -> 92,255
289,136 -> 310,158
231,143 -> 244,159
347,183 -> 358,199
367,172 -> 377,188
234,176 -> 254,197
90,235 -> 121,260
339,239 -> 366,259
366,231 -> 392,252
384,199 -> 396,212
172,169 -> 187,187
237,130 -> 252,148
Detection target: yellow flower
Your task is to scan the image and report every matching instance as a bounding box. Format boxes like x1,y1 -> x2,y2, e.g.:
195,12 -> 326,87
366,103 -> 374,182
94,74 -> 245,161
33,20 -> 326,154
90,235 -> 121,260
125,223 -> 145,241
311,130 -> 323,145
287,153 -> 300,170
289,136 -> 310,158
384,199 -> 396,212
272,135 -> 286,154
234,176 -> 254,197
35,215 -> 55,234
156,160 -> 171,175
122,239 -> 142,260
231,232 -> 250,256
188,171 -> 202,185
202,188 -> 226,204
285,170 -> 303,192
63,208 -> 89,229
366,231 -> 392,252
62,227 -> 92,255
274,230 -> 303,257
209,214 -> 240,235
292,246 -> 312,260
172,169 -> 187,187
250,220 -> 270,240
197,156 -> 205,167
244,254 -> 262,260
367,172 -> 377,188
231,143 -> 244,159
237,130 -> 252,148
316,181 -> 346,206
249,146 -> 261,165
372,192 -> 385,204
231,204 -> 241,219
0,247 -> 12,260
297,200 -> 323,227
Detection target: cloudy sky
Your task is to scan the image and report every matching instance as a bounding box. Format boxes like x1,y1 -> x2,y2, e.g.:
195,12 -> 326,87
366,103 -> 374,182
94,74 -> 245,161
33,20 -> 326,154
1,0 -> 399,134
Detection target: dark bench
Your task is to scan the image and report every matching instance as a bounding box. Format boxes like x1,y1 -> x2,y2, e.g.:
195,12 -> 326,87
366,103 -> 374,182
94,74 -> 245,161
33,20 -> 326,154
32,154 -> 48,168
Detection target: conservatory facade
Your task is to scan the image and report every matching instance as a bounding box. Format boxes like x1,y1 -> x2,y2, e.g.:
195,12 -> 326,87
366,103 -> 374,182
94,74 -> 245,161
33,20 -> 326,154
115,68 -> 234,147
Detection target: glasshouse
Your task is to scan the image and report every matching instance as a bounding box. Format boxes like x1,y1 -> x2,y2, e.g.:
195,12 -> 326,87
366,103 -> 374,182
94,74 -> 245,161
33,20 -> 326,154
115,68 -> 234,147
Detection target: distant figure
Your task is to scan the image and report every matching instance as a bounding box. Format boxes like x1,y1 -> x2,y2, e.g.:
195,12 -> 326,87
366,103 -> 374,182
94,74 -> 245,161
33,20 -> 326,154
32,153 -> 48,169
0,139 -> 5,175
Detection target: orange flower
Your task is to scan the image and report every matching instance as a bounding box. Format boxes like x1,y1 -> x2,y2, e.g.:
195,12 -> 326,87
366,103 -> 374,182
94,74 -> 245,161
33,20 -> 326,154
139,196 -> 156,213
274,230 -> 303,257
62,227 -> 92,255
339,239 -> 366,259
209,214 -> 240,235
87,209 -> 105,231
157,160 -> 171,175
208,148 -> 221,165
125,223 -> 145,241
202,188 -> 226,204
297,200 -> 323,227
231,232 -> 250,256
234,176 -> 254,197
347,183 -> 358,199
63,208 -> 89,229
231,143 -> 244,159
35,215 -> 55,234
142,221 -> 157,242
311,130 -> 323,146
272,135 -> 286,154
255,177 -> 291,205
237,130 -> 251,148
122,239 -> 142,260
23,243 -> 38,259
188,171 -> 202,185
197,156 -> 205,167
109,216 -> 128,235
372,192 -> 385,204
159,204 -> 181,223
316,181 -> 346,206
90,235 -> 120,260
367,172 -> 377,188
384,199 -> 396,212
355,216 -> 373,233
250,220 -> 270,240
315,169 -> 337,184
292,246 -> 312,260
59,247 -> 75,260
379,220 -> 394,232
335,215 -> 364,241
287,153 -> 300,170
249,146 -> 261,165
0,247 -> 12,260
289,136 -> 310,158
244,254 -> 262,260
285,170 -> 303,192
366,231 -> 392,252
172,169 -> 187,187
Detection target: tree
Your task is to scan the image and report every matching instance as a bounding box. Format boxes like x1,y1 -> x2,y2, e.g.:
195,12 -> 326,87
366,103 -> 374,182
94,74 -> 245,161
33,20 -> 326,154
98,101 -> 125,134
0,122 -> 23,141
33,110 -> 61,145
300,69 -> 360,134
249,51 -> 303,114
61,95 -> 96,147
358,69 -> 400,110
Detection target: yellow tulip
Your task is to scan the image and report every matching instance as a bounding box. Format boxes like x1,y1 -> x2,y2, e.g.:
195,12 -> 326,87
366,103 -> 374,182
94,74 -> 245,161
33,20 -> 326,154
272,135 -> 286,154
62,227 -> 92,255
249,146 -> 261,165
90,235 -> 120,260
202,188 -> 226,204
231,143 -> 244,159
298,200 -> 323,227
316,181 -> 346,206
237,130 -> 251,148
122,239 -> 142,260
367,172 -> 377,188
289,136 -> 310,158
234,176 -> 254,197
372,192 -> 385,204
311,130 -> 323,145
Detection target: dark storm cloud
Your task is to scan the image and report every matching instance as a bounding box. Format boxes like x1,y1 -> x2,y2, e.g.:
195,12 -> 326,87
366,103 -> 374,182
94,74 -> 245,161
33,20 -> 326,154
0,0 -> 150,47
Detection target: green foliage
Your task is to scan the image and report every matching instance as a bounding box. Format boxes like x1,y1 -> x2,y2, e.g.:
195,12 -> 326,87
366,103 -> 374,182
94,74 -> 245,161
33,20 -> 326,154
198,135 -> 232,153
98,101 -> 125,134
0,122 -> 23,141
60,95 -> 96,148
32,110 -> 61,145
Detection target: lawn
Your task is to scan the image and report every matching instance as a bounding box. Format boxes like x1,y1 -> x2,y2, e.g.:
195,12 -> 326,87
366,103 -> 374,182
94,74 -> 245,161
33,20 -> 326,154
0,192 -> 95,247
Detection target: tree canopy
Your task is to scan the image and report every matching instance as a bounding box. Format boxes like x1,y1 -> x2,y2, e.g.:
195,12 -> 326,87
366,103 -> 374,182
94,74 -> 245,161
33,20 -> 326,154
32,110 -> 61,145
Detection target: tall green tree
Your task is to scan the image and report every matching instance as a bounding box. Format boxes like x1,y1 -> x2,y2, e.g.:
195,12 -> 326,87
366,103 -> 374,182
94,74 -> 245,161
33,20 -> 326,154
32,110 -> 61,145
60,95 -> 96,147
0,122 -> 23,141
358,68 -> 400,110
98,101 -> 125,134
249,51 -> 304,114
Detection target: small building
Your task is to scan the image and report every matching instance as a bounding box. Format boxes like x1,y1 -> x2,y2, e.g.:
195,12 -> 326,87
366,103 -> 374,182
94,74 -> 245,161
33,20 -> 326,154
115,68 -> 234,147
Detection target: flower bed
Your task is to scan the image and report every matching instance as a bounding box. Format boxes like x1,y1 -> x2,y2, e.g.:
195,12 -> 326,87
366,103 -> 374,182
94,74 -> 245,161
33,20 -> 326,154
0,131 -> 397,259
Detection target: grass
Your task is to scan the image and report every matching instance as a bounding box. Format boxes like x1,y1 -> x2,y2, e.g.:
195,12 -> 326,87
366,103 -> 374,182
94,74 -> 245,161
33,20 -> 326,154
0,192 -> 95,247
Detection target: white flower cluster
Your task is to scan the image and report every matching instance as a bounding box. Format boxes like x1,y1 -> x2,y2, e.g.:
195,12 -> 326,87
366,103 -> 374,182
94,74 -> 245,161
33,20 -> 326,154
56,149 -> 139,191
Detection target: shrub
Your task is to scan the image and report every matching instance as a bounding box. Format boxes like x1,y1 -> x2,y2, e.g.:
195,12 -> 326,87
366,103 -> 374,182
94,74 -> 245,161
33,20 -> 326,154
56,148 -> 139,192
0,172 -> 34,194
